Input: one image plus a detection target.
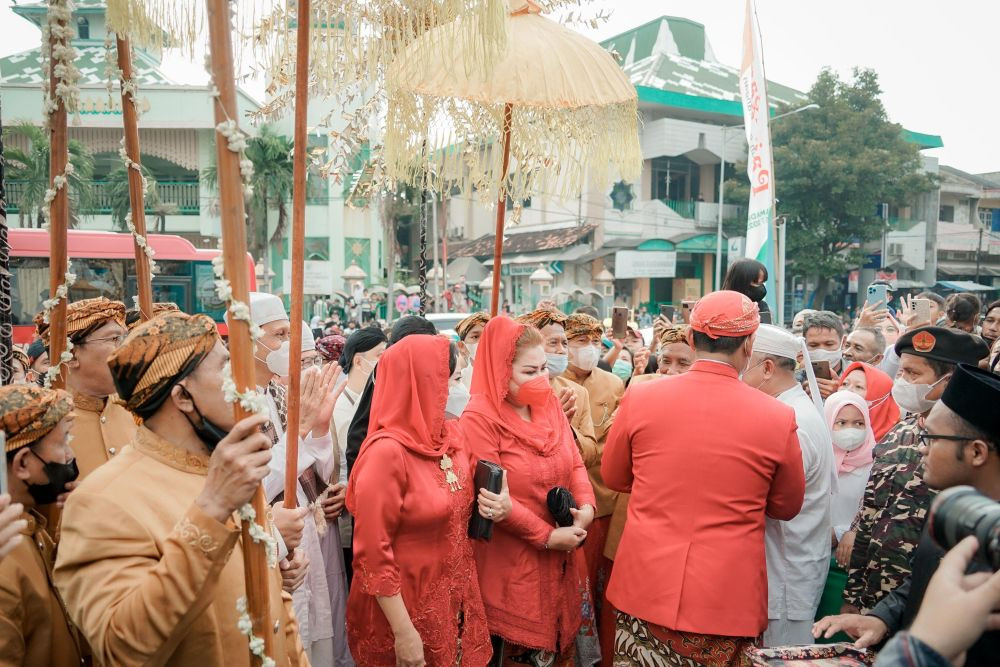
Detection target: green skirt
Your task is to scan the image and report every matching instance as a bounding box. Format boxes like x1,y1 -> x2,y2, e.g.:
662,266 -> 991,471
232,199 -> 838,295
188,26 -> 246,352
814,557 -> 851,644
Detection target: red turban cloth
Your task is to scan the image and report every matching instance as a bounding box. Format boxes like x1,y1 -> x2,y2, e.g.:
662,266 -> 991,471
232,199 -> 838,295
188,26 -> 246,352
689,291 -> 760,339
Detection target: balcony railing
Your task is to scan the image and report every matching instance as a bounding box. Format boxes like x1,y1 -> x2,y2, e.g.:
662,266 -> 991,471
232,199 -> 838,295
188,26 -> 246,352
5,179 -> 201,216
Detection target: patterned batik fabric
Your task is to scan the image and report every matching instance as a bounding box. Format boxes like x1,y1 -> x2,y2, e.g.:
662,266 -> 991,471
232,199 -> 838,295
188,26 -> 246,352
491,636 -> 577,667
456,311 -> 491,340
613,612 -> 759,667
842,415 -> 932,613
34,296 -> 126,345
750,643 -> 872,666
0,384 -> 73,451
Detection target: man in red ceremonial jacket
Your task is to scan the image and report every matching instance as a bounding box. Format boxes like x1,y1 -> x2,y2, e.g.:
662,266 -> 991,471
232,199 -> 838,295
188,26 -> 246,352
602,290 -> 806,665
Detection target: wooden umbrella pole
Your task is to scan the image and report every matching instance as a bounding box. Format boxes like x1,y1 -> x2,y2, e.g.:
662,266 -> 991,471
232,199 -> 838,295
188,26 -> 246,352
284,0 -> 311,508
47,4 -> 70,390
116,36 -> 153,322
204,0 -> 272,660
490,103 -> 513,316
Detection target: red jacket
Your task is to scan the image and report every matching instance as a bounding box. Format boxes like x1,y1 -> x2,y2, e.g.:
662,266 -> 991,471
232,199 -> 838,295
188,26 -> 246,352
601,360 -> 805,637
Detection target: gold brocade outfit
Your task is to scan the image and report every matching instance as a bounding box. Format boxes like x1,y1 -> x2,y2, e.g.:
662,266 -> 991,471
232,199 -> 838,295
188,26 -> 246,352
551,375 -> 600,469
559,367 -> 624,518
54,426 -> 308,667
0,510 -> 84,666
69,391 -> 138,479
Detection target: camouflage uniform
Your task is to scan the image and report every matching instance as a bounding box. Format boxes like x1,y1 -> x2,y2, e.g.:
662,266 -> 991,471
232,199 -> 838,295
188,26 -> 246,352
842,414 -> 935,613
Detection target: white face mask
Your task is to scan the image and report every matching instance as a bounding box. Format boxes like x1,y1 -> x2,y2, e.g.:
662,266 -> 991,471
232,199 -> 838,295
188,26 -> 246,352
465,342 -> 478,362
832,428 -> 867,452
570,345 -> 599,372
358,355 -> 378,376
263,340 -> 291,377
891,375 -> 947,414
445,382 -> 471,417
546,353 -> 569,376
809,348 -> 843,366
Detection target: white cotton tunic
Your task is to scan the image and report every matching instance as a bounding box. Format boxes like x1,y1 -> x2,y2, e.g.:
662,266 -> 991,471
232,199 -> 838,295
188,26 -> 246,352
765,385 -> 835,629
832,464 -> 872,541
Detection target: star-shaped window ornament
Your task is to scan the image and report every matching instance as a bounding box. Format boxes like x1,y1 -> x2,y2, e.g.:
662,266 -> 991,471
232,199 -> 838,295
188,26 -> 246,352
610,181 -> 635,212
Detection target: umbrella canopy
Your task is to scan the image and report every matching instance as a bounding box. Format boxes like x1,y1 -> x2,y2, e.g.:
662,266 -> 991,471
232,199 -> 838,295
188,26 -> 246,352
385,0 -> 641,206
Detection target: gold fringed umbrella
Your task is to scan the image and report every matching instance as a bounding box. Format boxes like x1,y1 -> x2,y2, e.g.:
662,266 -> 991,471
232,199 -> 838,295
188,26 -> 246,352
384,0 -> 641,315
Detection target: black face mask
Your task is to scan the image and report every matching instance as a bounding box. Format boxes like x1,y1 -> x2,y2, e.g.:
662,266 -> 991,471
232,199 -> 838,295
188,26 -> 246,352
747,284 -> 767,302
180,388 -> 229,452
26,451 -> 79,506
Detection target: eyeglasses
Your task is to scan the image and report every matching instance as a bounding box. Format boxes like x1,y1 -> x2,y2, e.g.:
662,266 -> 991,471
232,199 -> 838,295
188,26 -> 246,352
301,357 -> 324,370
915,432 -> 997,451
80,333 -> 126,347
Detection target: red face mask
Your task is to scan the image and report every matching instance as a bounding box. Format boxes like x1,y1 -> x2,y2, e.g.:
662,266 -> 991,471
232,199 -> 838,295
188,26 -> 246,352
510,375 -> 552,408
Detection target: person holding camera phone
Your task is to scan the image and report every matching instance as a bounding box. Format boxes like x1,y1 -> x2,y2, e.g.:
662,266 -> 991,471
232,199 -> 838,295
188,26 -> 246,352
814,363 -> 1000,665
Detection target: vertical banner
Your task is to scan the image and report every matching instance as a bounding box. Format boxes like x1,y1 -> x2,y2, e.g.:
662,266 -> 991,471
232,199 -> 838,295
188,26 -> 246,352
739,0 -> 778,316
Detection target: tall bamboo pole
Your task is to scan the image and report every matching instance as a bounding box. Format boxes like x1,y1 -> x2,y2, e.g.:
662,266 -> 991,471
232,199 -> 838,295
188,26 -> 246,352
0,101 -> 14,385
116,36 -> 154,322
489,103 -> 513,316
204,0 -> 272,660
47,4 -> 70,390
284,0 -> 310,508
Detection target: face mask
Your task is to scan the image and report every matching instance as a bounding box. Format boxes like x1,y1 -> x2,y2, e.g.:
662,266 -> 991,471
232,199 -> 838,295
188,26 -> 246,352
545,353 -> 568,376
891,375 -> 948,414
570,345 -> 600,372
445,382 -> 471,417
747,284 -> 767,302
465,342 -> 478,362
832,428 -> 867,452
612,360 -> 632,382
809,348 -> 843,366
256,339 -> 290,377
26,451 -> 79,506
358,355 -> 378,376
510,375 -> 552,408
181,388 -> 229,451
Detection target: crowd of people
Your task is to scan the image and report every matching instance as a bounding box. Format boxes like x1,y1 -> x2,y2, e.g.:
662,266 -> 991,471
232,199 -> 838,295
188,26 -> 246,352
1,257 -> 999,667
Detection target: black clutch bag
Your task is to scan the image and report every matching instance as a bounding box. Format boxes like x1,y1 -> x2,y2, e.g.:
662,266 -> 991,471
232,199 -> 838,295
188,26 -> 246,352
468,460 -> 504,541
546,486 -> 577,527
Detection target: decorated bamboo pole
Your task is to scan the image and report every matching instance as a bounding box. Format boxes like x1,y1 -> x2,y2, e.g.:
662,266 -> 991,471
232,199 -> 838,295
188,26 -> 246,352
204,0 -> 272,659
116,36 -> 154,322
489,102 -> 513,316
46,2 -> 70,390
284,0 -> 311,508
0,104 -> 13,386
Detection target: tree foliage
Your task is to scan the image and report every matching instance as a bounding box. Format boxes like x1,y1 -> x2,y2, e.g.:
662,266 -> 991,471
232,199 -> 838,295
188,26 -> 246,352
726,68 -> 935,294
3,121 -> 95,228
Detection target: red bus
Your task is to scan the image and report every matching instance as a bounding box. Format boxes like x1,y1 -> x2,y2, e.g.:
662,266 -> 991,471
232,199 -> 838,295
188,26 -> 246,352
9,229 -> 256,344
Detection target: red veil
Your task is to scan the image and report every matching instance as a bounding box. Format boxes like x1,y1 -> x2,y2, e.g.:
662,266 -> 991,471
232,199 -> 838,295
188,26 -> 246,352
464,316 -> 567,457
839,361 -> 901,441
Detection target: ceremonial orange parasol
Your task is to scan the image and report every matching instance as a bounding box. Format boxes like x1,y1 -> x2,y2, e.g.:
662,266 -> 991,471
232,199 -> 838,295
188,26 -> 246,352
383,0 -> 641,315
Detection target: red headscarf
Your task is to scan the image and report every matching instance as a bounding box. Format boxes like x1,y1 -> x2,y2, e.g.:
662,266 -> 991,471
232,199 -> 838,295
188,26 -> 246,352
357,335 -> 458,459
839,361 -> 901,441
464,316 -> 566,457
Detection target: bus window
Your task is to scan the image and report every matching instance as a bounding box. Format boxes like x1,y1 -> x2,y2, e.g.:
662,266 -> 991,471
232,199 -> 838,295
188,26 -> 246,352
9,257 -> 128,325
194,262 -> 227,321
68,257 -> 127,303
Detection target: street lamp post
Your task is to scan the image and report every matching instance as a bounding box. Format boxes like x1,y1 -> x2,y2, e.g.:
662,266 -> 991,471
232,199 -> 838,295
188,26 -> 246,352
713,103 -> 820,295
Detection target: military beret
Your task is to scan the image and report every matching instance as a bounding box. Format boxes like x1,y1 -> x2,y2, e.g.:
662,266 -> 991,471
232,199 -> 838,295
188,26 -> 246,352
941,363 -> 1000,441
894,326 -> 989,366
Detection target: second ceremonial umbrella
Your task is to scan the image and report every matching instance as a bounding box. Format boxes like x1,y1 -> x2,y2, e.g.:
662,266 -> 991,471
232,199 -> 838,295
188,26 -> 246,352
384,0 -> 641,316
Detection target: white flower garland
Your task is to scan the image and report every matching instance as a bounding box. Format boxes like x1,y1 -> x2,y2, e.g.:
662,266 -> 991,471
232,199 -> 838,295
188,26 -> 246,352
39,270 -> 78,388
235,597 -> 276,667
117,138 -> 159,274
42,0 -> 80,119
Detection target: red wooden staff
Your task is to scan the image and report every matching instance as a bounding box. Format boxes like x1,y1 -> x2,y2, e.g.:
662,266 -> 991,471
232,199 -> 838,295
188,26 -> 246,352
204,0 -> 272,661
47,2 -> 70,390
116,35 -> 154,322
284,0 -> 311,509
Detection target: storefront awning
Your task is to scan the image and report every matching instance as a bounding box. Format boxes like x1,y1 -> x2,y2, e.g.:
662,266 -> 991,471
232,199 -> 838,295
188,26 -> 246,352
936,280 -> 996,292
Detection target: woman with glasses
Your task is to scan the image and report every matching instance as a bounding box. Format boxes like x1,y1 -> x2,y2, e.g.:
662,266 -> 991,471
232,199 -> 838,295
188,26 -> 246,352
32,297 -> 136,480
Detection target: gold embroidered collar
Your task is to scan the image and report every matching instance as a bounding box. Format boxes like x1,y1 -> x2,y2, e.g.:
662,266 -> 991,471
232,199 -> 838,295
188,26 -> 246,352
133,426 -> 210,476
71,390 -> 108,413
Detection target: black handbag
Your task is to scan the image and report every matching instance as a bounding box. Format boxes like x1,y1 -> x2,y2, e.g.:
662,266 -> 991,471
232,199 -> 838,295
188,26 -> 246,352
546,486 -> 577,527
468,460 -> 504,541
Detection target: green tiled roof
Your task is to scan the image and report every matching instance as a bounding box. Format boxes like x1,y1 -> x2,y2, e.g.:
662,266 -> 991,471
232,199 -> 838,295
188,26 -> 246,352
1,45 -> 172,86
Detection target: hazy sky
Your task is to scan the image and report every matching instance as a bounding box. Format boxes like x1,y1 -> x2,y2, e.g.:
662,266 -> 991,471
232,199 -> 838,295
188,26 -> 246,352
2,0 -> 996,173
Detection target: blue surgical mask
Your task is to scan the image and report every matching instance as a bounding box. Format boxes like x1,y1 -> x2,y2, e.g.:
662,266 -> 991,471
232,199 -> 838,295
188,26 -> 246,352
612,360 -> 632,382
546,353 -> 569,376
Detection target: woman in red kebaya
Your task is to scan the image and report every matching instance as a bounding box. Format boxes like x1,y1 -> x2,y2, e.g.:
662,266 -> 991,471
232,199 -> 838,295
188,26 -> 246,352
461,317 -> 597,666
346,335 -> 495,667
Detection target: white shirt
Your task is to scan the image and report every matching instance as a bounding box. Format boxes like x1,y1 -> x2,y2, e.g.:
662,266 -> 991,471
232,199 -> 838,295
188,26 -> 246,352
765,384 -> 835,621
261,388 -> 336,503
832,464 -> 872,540
332,386 -> 361,487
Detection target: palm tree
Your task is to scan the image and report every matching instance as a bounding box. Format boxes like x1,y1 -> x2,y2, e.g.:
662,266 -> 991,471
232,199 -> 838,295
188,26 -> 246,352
201,125 -> 294,261
3,122 -> 95,228
107,165 -> 180,233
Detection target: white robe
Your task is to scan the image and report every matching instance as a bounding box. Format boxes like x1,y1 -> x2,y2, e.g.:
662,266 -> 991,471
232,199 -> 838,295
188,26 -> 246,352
832,464 -> 872,541
764,384 -> 835,646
